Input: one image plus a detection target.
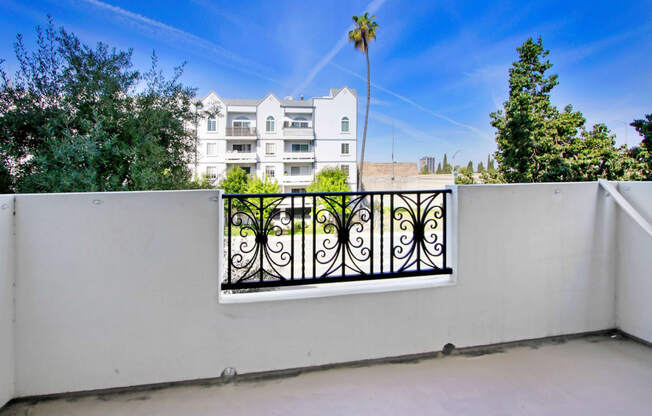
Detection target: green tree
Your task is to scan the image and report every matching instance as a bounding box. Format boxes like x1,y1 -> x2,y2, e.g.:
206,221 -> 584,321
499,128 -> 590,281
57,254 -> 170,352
218,167 -> 249,194
186,174 -> 217,189
490,37 -> 631,183
0,18 -> 197,193
455,166 -> 475,184
490,37 -> 559,182
244,174 -> 281,222
442,153 -> 451,173
480,170 -> 504,184
436,162 -> 442,174
307,167 -> 350,193
466,161 -> 474,172
348,12 -> 378,189
308,167 -> 351,218
628,114 -> 652,180
477,161 -> 485,172
419,165 -> 429,174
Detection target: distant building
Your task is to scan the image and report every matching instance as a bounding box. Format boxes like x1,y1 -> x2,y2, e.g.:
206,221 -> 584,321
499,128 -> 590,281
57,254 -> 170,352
419,156 -> 436,173
362,162 -> 418,177
192,87 -> 358,192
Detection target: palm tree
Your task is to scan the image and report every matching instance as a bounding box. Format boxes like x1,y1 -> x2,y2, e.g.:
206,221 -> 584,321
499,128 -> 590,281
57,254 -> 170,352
348,12 -> 378,190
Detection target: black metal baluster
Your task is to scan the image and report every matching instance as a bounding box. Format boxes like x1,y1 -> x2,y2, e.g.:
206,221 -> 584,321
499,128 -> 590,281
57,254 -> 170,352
302,195 -> 306,279
443,191 -> 447,270
259,196 -> 264,282
291,196 -> 294,280
341,194 -> 346,279
380,194 -> 384,274
370,194 -> 374,275
312,195 -> 316,279
390,193 -> 394,273
417,192 -> 421,271
227,197 -> 232,285
220,189 -> 452,290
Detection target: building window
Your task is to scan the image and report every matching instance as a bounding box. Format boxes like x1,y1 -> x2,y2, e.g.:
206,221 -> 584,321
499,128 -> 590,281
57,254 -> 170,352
291,116 -> 309,128
266,143 -> 276,155
206,143 -> 217,156
207,118 -> 217,132
341,164 -> 349,176
341,143 -> 350,155
206,166 -> 217,179
233,116 -> 251,128
265,166 -> 275,178
291,143 -> 310,152
341,117 -> 350,132
291,188 -> 306,193
241,167 -> 251,174
232,144 -> 252,152
266,116 -> 275,132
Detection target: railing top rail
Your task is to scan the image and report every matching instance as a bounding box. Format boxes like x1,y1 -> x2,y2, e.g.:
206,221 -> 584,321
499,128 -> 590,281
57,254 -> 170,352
223,189 -> 452,199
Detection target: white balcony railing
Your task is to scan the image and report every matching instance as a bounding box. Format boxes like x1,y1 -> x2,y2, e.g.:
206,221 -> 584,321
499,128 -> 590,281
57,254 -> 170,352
283,127 -> 314,136
224,151 -> 257,162
282,151 -> 315,161
282,174 -> 313,184
226,127 -> 257,137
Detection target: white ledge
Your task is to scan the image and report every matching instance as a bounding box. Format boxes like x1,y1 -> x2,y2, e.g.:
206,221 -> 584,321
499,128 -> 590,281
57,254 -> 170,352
219,274 -> 456,304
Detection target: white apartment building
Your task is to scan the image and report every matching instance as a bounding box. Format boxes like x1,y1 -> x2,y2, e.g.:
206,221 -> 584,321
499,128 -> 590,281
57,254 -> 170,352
192,87 -> 358,193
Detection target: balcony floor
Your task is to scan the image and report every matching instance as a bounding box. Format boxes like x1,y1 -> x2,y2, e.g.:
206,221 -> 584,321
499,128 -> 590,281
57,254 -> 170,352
2,334 -> 651,416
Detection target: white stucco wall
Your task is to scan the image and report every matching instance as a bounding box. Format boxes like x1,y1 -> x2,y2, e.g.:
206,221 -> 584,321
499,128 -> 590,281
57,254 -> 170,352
615,181 -> 652,343
9,182 -> 622,398
0,195 -> 15,407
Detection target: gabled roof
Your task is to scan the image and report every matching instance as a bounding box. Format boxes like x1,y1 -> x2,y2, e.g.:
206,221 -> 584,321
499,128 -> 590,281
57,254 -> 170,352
280,99 -> 314,108
330,86 -> 357,98
196,87 -> 354,107
221,98 -> 262,106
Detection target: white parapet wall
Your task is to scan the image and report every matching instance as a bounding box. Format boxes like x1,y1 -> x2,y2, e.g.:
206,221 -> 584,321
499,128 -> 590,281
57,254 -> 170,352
614,182 -> 652,343
3,182 -> 640,399
0,195 -> 15,408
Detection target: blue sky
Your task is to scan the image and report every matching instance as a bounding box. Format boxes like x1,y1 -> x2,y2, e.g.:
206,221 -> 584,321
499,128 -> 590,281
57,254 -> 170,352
1,0 -> 651,167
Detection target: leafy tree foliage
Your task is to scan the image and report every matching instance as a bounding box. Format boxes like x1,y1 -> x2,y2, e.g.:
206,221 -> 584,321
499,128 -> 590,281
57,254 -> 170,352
0,18 -> 197,193
186,174 -> 216,189
419,165 -> 429,174
441,153 -> 452,174
628,114 -> 652,180
245,174 -> 280,194
307,167 -> 351,218
218,166 -> 249,194
244,174 -> 280,221
455,167 -> 475,184
466,161 -> 473,171
490,37 -> 631,183
477,161 -> 485,172
436,162 -> 442,174
307,167 -> 350,193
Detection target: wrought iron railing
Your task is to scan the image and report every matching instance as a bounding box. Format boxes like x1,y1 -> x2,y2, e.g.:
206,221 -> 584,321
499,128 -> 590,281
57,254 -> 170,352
222,190 -> 452,290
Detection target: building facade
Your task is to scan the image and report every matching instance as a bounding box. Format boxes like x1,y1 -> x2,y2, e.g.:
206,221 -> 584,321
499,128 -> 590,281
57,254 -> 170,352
419,156 -> 436,173
192,87 -> 358,193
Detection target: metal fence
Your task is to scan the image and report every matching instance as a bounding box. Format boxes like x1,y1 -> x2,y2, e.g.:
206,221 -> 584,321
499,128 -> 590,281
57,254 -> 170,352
222,190 -> 452,290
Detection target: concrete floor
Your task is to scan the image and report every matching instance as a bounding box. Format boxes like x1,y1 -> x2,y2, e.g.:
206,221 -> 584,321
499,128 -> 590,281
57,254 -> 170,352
2,335 -> 651,416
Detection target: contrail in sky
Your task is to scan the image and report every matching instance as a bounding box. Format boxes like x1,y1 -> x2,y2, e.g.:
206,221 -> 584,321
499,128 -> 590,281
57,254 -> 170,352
291,0 -> 387,96
77,0 -> 286,86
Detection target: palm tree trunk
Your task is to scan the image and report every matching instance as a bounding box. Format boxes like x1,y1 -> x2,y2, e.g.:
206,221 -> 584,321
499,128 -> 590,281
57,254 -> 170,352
358,49 -> 370,191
